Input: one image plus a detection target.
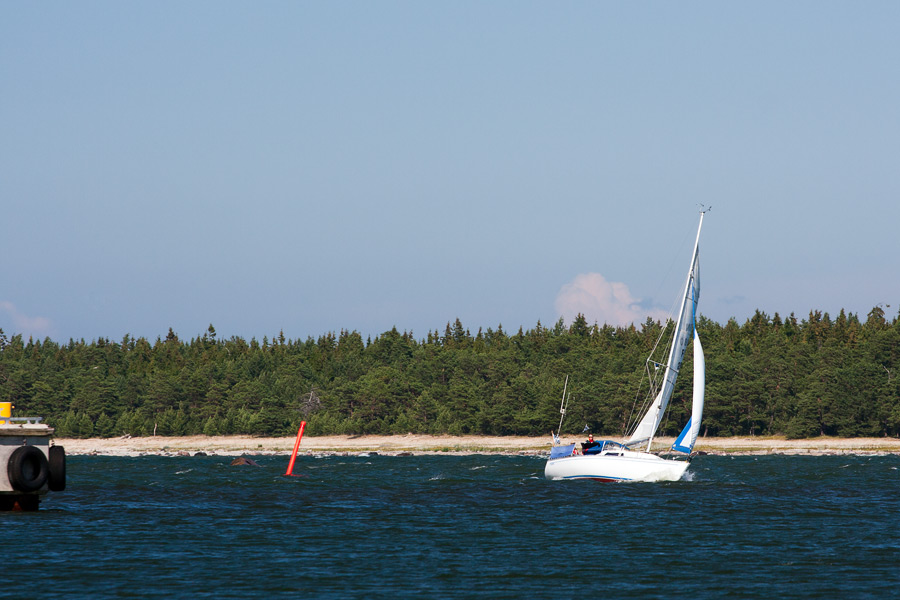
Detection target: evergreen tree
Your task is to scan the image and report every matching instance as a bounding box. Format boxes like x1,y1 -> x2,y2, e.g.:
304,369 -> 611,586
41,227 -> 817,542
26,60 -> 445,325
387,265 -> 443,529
0,307 -> 897,438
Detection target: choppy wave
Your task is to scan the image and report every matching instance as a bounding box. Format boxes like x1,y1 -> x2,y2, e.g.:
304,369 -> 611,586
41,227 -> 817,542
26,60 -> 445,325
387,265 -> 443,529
5,454 -> 900,599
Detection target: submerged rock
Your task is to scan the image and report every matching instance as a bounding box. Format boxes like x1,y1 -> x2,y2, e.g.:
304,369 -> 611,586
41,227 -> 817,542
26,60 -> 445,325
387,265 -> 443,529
230,457 -> 260,467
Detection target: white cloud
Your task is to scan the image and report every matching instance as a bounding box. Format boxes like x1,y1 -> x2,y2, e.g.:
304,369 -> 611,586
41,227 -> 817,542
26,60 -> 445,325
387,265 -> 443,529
554,273 -> 668,328
0,301 -> 54,339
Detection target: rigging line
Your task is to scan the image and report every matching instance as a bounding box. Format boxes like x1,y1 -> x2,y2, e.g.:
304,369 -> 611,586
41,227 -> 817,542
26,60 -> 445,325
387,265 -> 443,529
646,216 -> 697,312
625,316 -> 675,436
626,356 -> 659,436
661,398 -> 673,433
626,374 -> 654,436
628,339 -> 661,433
627,323 -> 683,439
626,377 -> 646,434
625,356 -> 652,430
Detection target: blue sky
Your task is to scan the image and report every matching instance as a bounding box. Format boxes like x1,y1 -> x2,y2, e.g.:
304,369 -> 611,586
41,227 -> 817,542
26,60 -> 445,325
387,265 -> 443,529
3,2 -> 899,343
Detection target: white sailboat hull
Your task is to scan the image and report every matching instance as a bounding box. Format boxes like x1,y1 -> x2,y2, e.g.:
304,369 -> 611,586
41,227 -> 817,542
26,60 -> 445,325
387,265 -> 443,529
544,451 -> 689,482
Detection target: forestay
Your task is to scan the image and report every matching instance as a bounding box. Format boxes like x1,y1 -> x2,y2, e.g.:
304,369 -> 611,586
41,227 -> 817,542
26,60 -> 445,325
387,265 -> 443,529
626,214 -> 704,449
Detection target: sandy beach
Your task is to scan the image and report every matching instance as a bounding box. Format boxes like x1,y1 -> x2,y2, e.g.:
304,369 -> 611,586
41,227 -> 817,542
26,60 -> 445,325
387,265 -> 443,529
55,434 -> 900,457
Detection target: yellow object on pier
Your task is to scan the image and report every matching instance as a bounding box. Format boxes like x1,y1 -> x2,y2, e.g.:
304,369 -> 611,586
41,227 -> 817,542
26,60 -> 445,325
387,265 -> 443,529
0,402 -> 11,423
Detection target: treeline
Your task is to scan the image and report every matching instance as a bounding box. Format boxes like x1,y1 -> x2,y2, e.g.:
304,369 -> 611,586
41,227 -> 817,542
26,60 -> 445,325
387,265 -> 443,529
1,306 -> 899,439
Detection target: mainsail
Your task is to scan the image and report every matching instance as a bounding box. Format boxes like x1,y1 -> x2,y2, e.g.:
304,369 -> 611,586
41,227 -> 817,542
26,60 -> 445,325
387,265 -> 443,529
626,214 -> 704,449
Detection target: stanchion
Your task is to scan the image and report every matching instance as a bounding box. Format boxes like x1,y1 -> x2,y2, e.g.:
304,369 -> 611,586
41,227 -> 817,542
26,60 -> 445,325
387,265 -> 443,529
284,421 -> 307,476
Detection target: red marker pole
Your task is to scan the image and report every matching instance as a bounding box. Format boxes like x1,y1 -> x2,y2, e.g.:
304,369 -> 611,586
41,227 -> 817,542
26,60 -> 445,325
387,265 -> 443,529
285,420 -> 307,476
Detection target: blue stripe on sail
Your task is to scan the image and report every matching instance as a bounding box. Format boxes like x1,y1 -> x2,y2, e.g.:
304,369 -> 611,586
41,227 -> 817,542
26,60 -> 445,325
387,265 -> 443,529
671,417 -> 693,453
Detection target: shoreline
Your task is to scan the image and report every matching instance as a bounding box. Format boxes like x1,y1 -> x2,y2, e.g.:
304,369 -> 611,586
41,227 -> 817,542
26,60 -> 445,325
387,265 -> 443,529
54,434 -> 900,457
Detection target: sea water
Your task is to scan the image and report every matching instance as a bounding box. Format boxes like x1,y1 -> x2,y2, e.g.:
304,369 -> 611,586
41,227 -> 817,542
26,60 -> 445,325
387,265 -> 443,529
4,454 -> 899,599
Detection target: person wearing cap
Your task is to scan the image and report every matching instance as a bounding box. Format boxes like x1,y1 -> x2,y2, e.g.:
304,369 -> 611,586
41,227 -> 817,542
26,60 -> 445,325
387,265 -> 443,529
581,432 -> 601,454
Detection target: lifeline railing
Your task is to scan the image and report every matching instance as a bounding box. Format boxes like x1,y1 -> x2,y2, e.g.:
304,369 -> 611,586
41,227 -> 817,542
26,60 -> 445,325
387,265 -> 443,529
0,416 -> 44,426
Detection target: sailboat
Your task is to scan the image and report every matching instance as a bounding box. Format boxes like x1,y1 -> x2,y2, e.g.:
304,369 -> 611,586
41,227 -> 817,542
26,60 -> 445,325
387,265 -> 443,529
544,210 -> 708,482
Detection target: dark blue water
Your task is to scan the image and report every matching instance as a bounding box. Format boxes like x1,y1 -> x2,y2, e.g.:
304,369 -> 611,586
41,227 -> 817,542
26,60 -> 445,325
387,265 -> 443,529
5,454 -> 899,599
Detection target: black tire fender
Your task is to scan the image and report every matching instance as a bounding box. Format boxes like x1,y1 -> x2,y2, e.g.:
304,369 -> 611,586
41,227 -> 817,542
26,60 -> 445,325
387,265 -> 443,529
7,445 -> 50,492
49,445 -> 66,491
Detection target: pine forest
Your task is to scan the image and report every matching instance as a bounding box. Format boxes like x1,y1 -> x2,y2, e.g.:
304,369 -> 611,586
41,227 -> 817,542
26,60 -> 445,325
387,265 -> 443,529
1,306 -> 899,440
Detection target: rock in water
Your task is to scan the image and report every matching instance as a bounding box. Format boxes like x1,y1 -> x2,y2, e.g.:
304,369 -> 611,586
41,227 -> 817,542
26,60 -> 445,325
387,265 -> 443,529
230,457 -> 260,466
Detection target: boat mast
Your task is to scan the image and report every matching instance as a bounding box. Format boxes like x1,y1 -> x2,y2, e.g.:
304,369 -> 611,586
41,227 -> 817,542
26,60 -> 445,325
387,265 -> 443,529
555,375 -> 569,442
644,209 -> 705,452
